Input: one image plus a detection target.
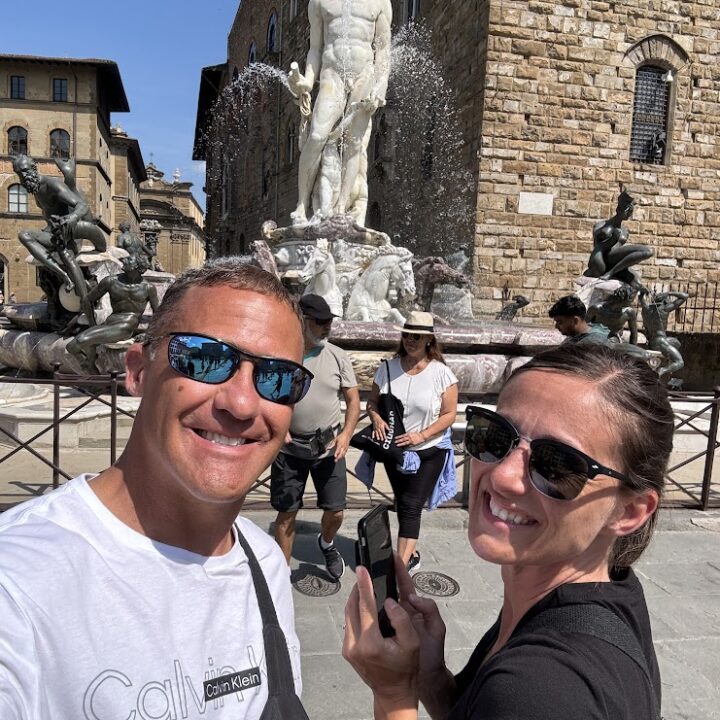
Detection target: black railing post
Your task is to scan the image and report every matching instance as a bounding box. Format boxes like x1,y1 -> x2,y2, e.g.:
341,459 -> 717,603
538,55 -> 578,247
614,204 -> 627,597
700,387 -> 720,511
110,372 -> 118,465
52,363 -> 61,489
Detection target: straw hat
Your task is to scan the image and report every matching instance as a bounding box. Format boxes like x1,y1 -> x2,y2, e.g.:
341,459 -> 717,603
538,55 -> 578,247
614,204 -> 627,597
397,310 -> 435,335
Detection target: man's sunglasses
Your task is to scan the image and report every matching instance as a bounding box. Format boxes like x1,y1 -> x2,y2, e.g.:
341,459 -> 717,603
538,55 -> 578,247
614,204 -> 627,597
147,333 -> 313,406
308,317 -> 333,326
464,406 -> 630,501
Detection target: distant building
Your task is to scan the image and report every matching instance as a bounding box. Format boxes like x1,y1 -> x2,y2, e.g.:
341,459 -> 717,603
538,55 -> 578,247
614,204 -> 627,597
196,1 -> 720,320
0,54 -> 146,301
139,164 -> 205,275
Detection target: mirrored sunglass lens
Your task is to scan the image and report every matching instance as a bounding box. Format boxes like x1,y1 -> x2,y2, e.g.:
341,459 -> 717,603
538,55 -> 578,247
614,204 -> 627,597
530,442 -> 589,500
169,336 -> 236,383
254,360 -> 303,404
466,414 -> 514,462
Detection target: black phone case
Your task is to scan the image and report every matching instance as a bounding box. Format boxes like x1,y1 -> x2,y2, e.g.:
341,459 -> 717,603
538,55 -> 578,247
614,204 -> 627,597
356,505 -> 397,638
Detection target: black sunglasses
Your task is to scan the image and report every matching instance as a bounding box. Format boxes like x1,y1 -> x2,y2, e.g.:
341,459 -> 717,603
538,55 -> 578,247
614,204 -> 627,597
309,317 -> 333,326
401,332 -> 424,341
146,333 -> 313,406
464,406 -> 630,501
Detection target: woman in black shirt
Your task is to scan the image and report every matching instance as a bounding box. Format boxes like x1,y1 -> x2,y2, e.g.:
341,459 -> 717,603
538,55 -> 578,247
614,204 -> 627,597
344,344 -> 672,720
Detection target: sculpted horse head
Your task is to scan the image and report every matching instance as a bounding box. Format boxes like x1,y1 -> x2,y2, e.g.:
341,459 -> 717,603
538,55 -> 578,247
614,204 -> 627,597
300,241 -> 344,317
346,253 -> 411,323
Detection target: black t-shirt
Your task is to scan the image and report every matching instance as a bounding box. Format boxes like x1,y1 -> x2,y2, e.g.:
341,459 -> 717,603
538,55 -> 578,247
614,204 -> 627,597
449,569 -> 660,720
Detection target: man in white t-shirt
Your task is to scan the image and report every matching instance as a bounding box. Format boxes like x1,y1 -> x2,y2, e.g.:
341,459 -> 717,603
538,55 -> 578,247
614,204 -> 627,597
0,260 -> 312,719
271,294 -> 360,580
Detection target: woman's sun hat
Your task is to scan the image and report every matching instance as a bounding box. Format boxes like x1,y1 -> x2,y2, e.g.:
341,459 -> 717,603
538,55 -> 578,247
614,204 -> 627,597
397,310 -> 435,335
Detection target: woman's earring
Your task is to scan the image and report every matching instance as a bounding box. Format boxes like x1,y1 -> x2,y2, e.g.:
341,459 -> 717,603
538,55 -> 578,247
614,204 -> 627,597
426,343 -> 431,349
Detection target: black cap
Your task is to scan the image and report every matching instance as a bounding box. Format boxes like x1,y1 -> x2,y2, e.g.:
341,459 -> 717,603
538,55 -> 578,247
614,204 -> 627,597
299,294 -> 338,321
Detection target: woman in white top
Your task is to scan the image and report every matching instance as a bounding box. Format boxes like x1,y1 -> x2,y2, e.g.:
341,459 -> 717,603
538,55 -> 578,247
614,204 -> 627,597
367,311 -> 458,570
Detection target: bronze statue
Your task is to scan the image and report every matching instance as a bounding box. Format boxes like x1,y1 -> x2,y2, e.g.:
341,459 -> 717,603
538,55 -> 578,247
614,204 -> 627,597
586,285 -> 639,344
639,288 -> 689,377
117,222 -> 155,266
584,190 -> 653,291
12,155 -> 107,301
496,295 -> 530,321
412,256 -> 469,312
66,254 -> 159,373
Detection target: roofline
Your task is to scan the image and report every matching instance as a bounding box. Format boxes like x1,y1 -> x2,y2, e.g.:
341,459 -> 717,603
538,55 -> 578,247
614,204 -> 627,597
110,135 -> 148,182
192,63 -> 227,161
0,54 -> 130,112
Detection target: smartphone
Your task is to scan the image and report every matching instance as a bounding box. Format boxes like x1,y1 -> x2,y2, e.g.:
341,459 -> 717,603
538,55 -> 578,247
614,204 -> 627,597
356,504 -> 398,637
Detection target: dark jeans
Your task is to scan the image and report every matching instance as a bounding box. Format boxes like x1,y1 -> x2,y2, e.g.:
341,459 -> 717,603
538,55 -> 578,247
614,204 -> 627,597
384,446 -> 449,539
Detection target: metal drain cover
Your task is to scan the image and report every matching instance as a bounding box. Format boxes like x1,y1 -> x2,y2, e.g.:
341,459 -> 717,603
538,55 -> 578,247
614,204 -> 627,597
292,568 -> 341,597
412,571 -> 460,597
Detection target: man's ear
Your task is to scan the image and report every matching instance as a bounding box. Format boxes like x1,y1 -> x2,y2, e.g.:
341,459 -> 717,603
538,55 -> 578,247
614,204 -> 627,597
124,343 -> 146,397
609,489 -> 659,538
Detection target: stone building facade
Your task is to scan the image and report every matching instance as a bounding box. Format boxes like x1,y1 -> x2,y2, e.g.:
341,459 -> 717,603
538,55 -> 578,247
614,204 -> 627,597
139,164 -> 206,275
195,1 -> 719,323
0,54 -> 146,301
473,0 -> 719,322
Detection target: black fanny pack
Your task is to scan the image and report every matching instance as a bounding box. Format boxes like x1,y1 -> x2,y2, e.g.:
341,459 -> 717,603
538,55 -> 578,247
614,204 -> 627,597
285,426 -> 337,459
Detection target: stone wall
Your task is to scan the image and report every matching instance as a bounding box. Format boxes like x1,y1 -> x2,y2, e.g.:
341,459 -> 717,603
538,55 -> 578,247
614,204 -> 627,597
476,0 -> 720,321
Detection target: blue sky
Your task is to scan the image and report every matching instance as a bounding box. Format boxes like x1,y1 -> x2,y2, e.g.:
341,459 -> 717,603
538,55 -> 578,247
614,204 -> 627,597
4,0 -> 240,210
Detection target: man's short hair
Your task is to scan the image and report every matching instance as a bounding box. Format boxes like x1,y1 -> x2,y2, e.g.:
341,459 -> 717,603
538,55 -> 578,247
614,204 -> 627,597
548,295 -> 587,320
146,257 -> 301,340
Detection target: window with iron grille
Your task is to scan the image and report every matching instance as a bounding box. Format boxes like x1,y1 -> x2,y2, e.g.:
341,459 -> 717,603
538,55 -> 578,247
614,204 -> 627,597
10,75 -> 25,99
8,184 -> 28,213
630,66 -> 670,165
50,129 -> 71,159
53,78 -> 68,102
8,126 -> 28,155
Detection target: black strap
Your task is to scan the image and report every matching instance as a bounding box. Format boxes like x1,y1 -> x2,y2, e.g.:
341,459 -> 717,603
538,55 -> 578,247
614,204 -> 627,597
523,604 -> 661,719
234,524 -> 305,708
384,359 -> 392,395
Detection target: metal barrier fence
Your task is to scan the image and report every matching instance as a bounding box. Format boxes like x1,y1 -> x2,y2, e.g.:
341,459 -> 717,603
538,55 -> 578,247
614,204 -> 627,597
1,373 -> 718,511
650,280 -> 720,334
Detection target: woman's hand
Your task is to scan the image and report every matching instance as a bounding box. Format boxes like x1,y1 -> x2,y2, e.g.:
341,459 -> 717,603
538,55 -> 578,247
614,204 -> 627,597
395,431 -> 425,448
395,559 -> 456,719
372,418 -> 390,441
395,559 -> 447,680
343,563 -> 420,716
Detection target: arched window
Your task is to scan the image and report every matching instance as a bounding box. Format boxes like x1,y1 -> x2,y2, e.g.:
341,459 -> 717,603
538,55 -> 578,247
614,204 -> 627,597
287,123 -> 296,164
267,12 -> 278,54
624,35 -> 689,167
232,67 -> 239,82
8,126 -> 28,155
50,129 -> 71,159
629,65 -> 671,165
289,0 -> 299,19
8,184 -> 28,213
248,42 -> 257,64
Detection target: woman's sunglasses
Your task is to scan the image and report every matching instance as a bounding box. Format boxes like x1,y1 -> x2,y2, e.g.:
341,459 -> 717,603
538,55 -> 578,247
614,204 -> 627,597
401,332 -> 425,341
464,406 -> 630,501
146,333 -> 313,406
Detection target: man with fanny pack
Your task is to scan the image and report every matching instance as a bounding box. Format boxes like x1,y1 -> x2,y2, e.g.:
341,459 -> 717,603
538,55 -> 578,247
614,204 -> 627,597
272,294 -> 360,580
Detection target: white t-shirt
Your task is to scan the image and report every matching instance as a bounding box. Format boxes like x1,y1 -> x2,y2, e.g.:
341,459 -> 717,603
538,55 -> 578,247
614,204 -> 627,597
374,358 -> 458,450
0,476 -> 301,720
